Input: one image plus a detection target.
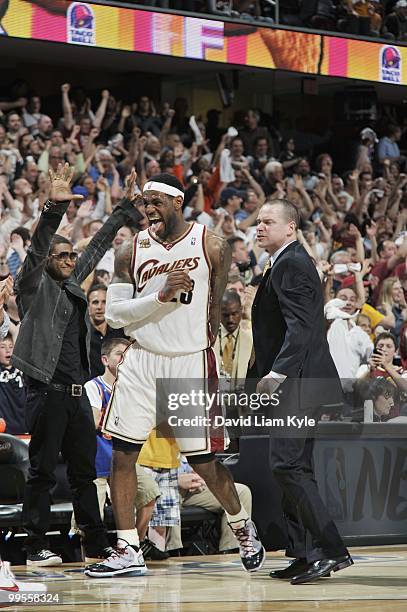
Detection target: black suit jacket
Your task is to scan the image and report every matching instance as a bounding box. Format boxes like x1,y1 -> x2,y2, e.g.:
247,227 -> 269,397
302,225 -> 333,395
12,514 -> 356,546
251,241 -> 343,410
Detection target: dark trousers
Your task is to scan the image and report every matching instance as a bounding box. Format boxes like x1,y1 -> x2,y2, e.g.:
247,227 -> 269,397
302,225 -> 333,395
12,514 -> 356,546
269,408 -> 348,563
23,385 -> 109,553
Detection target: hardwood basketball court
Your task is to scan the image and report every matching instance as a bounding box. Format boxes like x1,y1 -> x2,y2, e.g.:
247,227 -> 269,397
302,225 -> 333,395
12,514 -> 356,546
2,545 -> 406,610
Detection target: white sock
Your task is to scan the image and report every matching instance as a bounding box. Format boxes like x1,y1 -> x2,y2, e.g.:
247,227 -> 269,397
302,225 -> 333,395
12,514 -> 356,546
117,529 -> 139,547
226,505 -> 249,528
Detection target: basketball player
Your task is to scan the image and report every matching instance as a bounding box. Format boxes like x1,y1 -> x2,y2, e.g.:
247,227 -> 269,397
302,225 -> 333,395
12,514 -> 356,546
85,172 -> 265,577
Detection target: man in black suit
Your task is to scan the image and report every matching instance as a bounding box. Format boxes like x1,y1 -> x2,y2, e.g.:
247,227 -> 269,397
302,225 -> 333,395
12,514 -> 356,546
251,199 -> 353,584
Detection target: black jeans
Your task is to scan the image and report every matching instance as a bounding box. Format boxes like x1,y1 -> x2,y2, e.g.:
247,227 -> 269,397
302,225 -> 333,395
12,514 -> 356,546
23,384 -> 109,553
269,406 -> 348,563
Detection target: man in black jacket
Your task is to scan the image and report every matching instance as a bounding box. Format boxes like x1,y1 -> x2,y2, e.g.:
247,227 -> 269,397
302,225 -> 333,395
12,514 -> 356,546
12,164 -> 142,567
251,199 -> 352,584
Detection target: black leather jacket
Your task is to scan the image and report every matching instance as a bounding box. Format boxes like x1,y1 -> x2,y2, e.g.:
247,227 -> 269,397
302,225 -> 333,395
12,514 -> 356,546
12,198 -> 140,383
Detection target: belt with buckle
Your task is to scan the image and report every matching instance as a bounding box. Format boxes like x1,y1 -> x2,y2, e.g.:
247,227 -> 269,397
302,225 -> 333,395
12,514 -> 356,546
48,382 -> 83,397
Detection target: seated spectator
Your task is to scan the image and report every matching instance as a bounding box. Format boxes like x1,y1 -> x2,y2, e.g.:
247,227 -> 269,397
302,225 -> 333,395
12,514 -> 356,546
166,456 -> 252,555
356,331 -> 407,418
0,333 -> 26,434
338,0 -> 374,36
214,291 -> 252,390
308,0 -> 337,31
383,0 -> 407,42
363,378 -> 400,422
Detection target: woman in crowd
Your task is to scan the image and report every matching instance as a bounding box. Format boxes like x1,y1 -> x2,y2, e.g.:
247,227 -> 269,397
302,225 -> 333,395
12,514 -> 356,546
378,276 -> 407,341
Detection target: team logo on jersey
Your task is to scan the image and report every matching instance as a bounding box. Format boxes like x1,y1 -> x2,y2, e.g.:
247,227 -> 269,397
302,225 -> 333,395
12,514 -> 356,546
137,257 -> 201,292
380,46 -> 401,84
191,237 -> 196,246
67,2 -> 95,46
139,238 -> 151,248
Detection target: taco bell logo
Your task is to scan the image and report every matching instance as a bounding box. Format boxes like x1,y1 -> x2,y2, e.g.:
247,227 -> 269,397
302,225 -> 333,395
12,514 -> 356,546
380,46 -> 401,84
68,2 -> 95,46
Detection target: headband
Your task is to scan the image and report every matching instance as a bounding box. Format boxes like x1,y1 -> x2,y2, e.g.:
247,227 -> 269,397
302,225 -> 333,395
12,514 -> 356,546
143,181 -> 184,200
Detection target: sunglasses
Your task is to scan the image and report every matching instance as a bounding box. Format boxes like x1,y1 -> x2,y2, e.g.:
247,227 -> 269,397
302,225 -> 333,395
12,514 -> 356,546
50,251 -> 78,262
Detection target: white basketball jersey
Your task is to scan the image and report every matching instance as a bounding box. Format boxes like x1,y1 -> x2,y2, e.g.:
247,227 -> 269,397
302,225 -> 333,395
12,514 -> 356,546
130,222 -> 212,355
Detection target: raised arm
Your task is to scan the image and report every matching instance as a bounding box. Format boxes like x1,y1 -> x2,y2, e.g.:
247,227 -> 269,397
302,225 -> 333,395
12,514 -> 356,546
75,170 -> 143,283
205,231 -> 232,344
93,90 -> 110,130
61,83 -> 74,132
14,163 -> 83,315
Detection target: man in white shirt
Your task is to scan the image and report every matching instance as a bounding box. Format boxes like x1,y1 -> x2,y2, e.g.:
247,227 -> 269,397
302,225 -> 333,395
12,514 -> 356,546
326,287 -> 373,391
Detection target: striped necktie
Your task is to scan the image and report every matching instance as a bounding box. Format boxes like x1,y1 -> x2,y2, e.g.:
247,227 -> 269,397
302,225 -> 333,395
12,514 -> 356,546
222,333 -> 234,376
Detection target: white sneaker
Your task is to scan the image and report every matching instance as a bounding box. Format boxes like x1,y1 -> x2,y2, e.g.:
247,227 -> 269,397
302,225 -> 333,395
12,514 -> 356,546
0,560 -> 47,602
229,519 -> 266,572
26,549 -> 62,567
84,540 -> 147,578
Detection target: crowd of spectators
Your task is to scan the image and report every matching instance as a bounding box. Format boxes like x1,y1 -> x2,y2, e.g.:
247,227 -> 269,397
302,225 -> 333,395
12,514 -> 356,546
134,0 -> 407,42
135,1 -> 275,23
1,83 -> 407,431
279,0 -> 407,41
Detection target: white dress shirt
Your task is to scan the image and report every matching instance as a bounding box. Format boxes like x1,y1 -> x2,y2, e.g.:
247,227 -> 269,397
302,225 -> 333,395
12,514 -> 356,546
265,240 -> 296,382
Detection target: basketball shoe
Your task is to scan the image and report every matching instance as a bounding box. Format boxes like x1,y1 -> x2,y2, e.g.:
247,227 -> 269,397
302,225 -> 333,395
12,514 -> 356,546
84,539 -> 147,578
0,560 -> 47,600
228,519 -> 266,572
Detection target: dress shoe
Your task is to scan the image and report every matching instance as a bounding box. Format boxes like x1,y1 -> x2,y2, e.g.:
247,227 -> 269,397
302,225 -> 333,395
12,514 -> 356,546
291,554 -> 354,584
270,558 -> 310,580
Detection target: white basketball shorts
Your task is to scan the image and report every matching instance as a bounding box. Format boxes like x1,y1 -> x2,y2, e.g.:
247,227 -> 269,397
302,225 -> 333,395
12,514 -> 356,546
102,343 -> 225,456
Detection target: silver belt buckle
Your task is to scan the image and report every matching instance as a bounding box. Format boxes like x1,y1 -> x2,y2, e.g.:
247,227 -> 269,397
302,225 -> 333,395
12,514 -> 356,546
71,384 -> 82,397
